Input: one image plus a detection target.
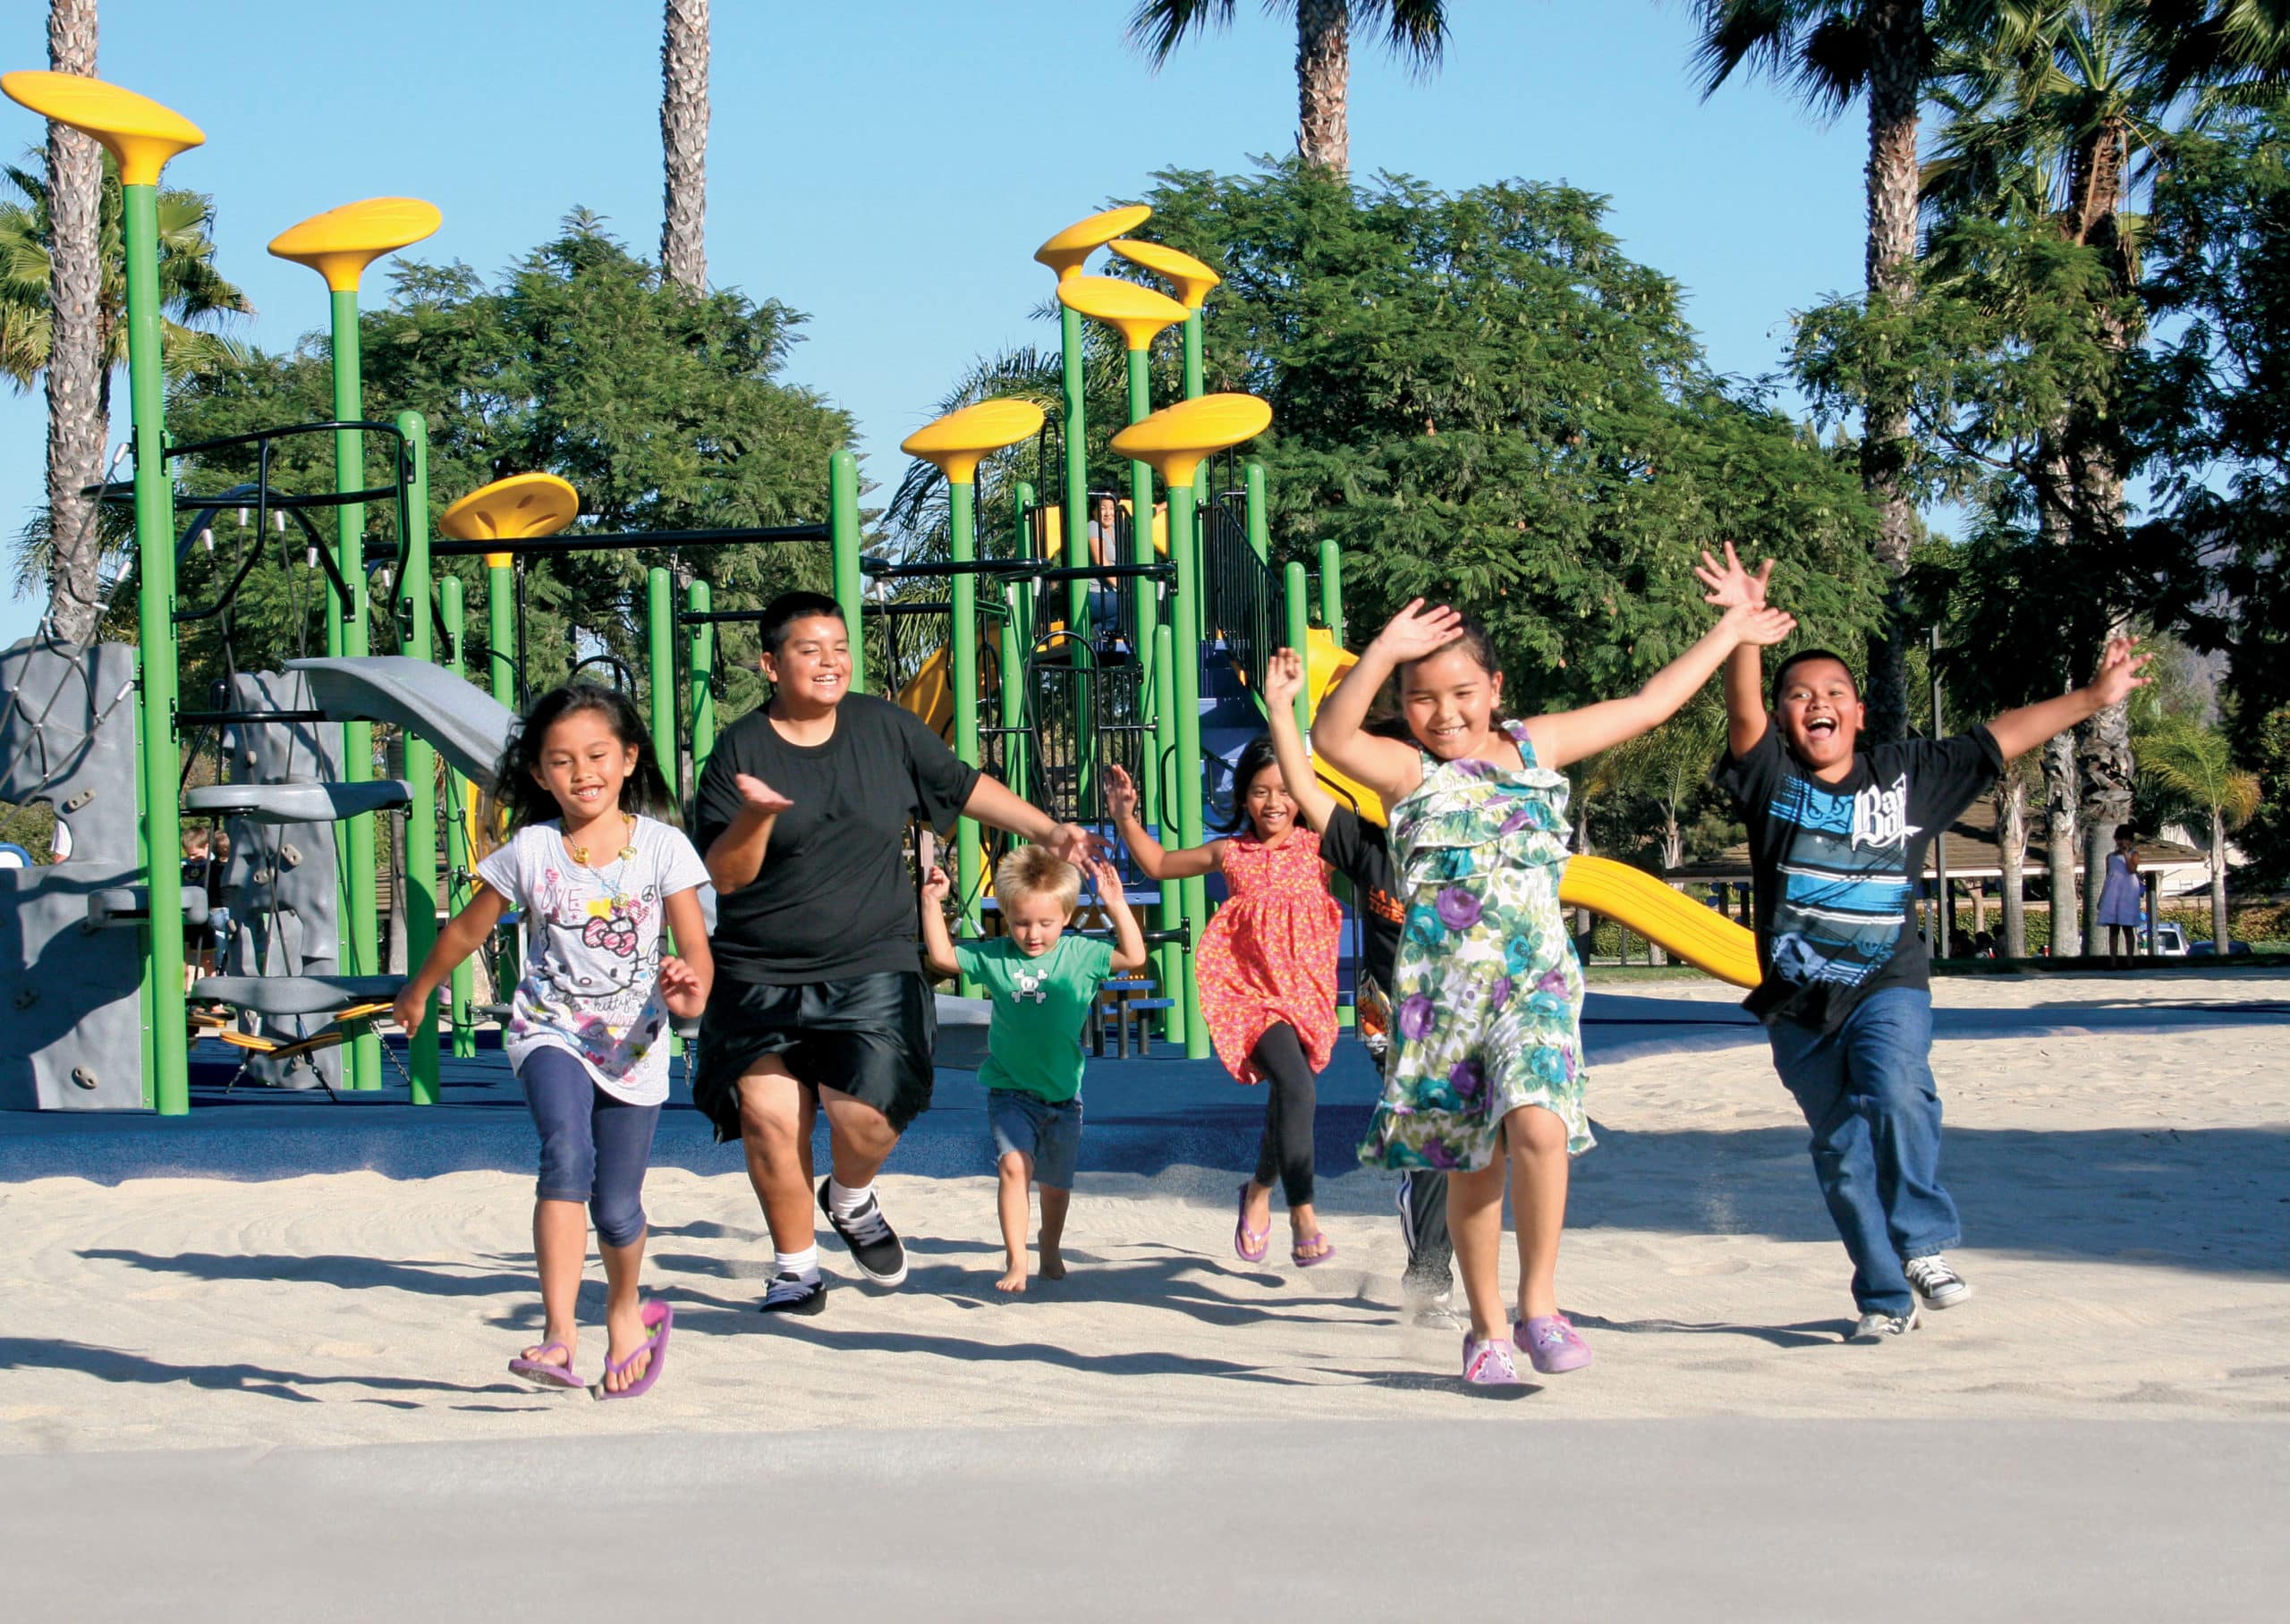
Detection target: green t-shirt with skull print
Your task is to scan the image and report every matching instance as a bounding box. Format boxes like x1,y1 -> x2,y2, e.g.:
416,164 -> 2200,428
954,933 -> 1117,1103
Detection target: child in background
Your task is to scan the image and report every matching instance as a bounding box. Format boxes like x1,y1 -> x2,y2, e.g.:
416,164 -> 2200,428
1315,589 -> 1795,1386
2098,824 -> 2142,968
1260,647 -> 1455,1322
1106,744 -> 1344,1270
1701,544 -> 2148,1341
394,683 -> 712,1397
920,848 -> 1146,1293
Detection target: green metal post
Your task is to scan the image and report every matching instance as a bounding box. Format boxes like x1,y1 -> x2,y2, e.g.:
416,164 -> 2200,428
689,579 -> 716,783
1245,462 -> 1270,566
646,566 -> 676,793
123,181 -> 188,1116
487,555 -> 516,706
1151,621 -> 1183,1046
829,450 -> 866,694
949,480 -> 981,977
1183,311 -> 1204,402
1127,349 -> 1157,706
1060,303 -> 1089,574
327,287 -> 379,1089
395,410 -> 440,1105
1168,479 -> 1209,1060
1285,562 -> 1312,739
439,573 -> 476,1058
1000,481 -> 1032,805
1318,538 -> 1344,644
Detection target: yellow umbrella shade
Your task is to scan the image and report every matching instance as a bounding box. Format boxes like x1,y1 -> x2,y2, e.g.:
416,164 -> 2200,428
900,399 -> 1046,484
1032,204 -> 1153,282
1,70 -> 203,186
1107,239 -> 1221,309
269,198 -> 443,292
1110,393 -> 1272,486
438,473 -> 580,545
1055,275 -> 1190,351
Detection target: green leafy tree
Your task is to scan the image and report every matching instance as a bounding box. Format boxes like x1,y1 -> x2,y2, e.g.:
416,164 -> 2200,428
1603,696 -> 1729,873
2135,714 -> 2260,945
1126,0 -> 1451,173
3,147 -> 251,639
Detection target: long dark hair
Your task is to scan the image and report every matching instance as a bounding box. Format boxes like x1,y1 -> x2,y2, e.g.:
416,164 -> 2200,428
488,682 -> 674,834
1219,734 -> 1284,836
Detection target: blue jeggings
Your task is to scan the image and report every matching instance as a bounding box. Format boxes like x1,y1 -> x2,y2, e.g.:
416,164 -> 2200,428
1765,986 -> 1962,1315
520,1047 -> 660,1248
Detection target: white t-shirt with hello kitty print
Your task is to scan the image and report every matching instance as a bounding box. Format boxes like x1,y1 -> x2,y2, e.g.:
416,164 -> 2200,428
476,816 -> 710,1105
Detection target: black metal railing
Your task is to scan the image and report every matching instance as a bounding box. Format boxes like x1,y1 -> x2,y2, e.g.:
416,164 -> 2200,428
1198,484 -> 1281,698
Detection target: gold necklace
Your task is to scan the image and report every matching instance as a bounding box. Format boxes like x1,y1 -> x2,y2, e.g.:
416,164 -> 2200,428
567,812 -> 637,867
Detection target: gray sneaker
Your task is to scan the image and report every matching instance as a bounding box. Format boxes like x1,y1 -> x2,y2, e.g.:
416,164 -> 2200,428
1846,1305 -> 1921,1342
1904,1254 -> 1971,1309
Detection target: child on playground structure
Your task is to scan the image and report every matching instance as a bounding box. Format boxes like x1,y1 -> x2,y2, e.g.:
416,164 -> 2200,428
1260,647 -> 1457,1323
394,682 -> 711,1399
1105,741 -> 1344,1270
918,847 -> 1146,1293
1700,544 -> 2150,1342
1315,588 -> 1796,1387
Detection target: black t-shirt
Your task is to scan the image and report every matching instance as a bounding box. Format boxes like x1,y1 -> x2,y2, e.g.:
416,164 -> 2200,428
1315,806 -> 1403,992
692,694 -> 980,985
1715,721 -> 2002,1032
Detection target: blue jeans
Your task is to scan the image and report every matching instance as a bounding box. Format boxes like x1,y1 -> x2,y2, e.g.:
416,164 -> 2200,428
1766,987 -> 1961,1315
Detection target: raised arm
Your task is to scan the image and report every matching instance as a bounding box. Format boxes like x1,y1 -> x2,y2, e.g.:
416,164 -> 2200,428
1262,648 -> 1340,833
1088,855 -> 1149,973
1525,602 -> 1795,772
917,864 -> 958,980
1312,600 -> 1466,806
1695,544 -> 1777,757
963,774 -> 1096,867
1103,763 -> 1222,881
1985,638 -> 2150,761
704,774 -> 793,895
393,882 -> 508,1033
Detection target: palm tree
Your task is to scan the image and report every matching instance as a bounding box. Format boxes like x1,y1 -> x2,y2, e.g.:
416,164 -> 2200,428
1691,1 -> 1954,747
1126,0 -> 1452,174
1607,696 -> 1728,874
39,0 -> 101,646
2,149 -> 251,628
2136,715 -> 2260,948
659,0 -> 708,294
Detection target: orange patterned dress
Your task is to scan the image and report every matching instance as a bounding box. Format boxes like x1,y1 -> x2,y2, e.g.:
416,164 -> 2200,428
1195,828 -> 1343,1085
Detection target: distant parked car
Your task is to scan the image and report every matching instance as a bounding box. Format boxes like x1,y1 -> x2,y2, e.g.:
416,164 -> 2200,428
2189,938 -> 2253,957
2150,922 -> 2189,956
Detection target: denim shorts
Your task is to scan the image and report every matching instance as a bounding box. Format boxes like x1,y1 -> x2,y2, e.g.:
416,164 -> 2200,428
988,1088 -> 1083,1188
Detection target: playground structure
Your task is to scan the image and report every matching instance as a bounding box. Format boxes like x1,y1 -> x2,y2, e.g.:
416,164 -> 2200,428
0,69 -> 1759,1115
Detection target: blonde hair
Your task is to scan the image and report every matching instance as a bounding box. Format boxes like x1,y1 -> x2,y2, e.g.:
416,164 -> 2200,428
996,846 -> 1081,915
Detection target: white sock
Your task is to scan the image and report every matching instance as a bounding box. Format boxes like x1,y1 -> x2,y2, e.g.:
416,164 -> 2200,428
827,1178 -> 874,1221
775,1247 -> 818,1282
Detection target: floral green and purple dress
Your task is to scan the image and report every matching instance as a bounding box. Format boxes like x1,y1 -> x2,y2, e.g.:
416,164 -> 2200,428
1358,720 -> 1593,1173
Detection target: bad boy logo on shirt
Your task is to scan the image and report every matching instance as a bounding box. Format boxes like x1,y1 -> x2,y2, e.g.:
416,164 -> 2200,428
1849,774 -> 1919,852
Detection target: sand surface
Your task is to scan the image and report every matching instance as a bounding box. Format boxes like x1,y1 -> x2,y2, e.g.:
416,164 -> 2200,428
4,972 -> 2286,1454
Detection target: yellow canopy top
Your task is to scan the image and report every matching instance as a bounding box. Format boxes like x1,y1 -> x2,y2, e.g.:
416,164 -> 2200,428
1054,275 -> 1189,351
901,399 -> 1046,485
1032,204 -> 1152,282
1107,239 -> 1221,310
437,473 -> 579,547
1,71 -> 203,187
269,198 -> 443,292
1110,393 -> 1271,486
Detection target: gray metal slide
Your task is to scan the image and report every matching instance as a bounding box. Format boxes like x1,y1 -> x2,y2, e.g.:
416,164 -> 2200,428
284,657 -> 514,789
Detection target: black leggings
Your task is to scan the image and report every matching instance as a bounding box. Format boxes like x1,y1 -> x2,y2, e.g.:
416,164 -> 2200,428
1250,1022 -> 1318,1207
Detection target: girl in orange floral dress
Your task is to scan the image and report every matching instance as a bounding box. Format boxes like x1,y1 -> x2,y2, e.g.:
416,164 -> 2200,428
1107,740 -> 1343,1267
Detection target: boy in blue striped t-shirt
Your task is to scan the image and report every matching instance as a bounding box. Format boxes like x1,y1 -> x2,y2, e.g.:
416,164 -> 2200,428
1701,546 -> 2149,1342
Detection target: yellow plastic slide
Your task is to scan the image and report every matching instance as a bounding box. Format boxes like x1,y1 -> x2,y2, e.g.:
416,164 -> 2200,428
897,644 -> 955,740
1297,630 -> 1760,989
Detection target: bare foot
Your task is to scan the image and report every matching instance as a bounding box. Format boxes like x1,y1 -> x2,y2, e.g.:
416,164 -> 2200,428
1039,1247 -> 1067,1281
600,1304 -> 649,1392
995,1263 -> 1028,1294
521,1339 -> 575,1371
1243,1180 -> 1274,1239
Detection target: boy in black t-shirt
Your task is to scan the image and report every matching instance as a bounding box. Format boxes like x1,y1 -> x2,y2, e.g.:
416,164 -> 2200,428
1701,546 -> 2149,1341
1263,649 -> 1455,1320
693,593 -> 1093,1315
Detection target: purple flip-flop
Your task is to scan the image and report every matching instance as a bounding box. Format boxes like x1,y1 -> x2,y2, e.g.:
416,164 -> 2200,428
591,1300 -> 672,1401
507,1341 -> 583,1391
1292,1232 -> 1337,1269
1234,1182 -> 1270,1264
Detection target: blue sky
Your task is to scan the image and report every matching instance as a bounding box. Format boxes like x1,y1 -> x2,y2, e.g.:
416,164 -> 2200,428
0,0 -> 1869,647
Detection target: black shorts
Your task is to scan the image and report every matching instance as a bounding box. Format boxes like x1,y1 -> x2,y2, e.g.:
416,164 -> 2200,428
691,969 -> 937,1144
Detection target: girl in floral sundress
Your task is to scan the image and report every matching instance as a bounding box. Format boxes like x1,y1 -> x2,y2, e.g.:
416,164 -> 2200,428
1314,590 -> 1794,1386
1107,743 -> 1344,1268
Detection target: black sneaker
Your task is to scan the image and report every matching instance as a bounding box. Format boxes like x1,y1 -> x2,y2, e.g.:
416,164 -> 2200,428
1845,1305 -> 1921,1343
1904,1254 -> 1972,1309
759,1272 -> 828,1315
818,1180 -> 909,1287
